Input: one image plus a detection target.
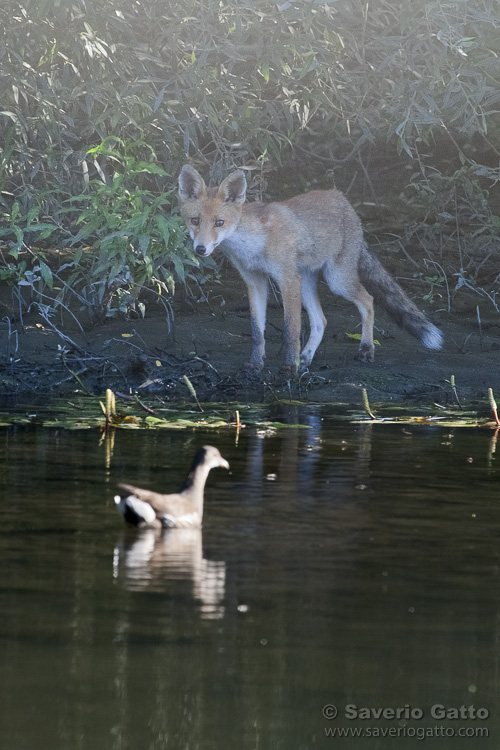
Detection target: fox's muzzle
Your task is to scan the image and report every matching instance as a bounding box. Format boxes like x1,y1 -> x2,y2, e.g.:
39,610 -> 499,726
195,244 -> 212,257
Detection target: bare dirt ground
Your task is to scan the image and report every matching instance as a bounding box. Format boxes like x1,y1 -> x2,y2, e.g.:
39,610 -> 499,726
0,264 -> 499,410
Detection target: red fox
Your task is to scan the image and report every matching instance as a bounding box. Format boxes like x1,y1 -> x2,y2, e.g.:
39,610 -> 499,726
178,165 -> 443,371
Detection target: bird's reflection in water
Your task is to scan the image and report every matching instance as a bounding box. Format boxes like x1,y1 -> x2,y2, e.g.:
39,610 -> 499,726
113,529 -> 226,620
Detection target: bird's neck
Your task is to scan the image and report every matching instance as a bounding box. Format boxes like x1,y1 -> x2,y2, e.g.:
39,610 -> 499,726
180,466 -> 211,509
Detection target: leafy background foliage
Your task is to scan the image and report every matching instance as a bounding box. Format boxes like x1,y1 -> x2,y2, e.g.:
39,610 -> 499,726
0,0 -> 499,323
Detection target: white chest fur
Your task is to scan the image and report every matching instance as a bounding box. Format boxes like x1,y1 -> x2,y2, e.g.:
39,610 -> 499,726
222,229 -> 281,278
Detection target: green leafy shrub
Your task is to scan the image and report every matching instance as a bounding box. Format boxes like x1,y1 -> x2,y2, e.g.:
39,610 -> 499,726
60,138 -> 208,323
0,138 -> 214,325
0,0 -> 498,319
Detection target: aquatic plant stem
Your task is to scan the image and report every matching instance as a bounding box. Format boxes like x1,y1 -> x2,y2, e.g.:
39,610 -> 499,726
362,388 -> 376,420
183,375 -> 204,412
450,375 -> 462,409
488,388 -> 499,426
100,388 -> 117,428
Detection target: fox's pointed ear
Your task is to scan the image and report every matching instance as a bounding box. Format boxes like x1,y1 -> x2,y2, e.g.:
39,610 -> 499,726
178,165 -> 206,200
218,170 -> 247,204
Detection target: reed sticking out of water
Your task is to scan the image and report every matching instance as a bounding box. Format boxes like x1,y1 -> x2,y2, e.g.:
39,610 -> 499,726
99,388 -> 117,429
488,388 -> 499,426
450,375 -> 462,409
183,375 -> 204,412
362,388 -> 376,420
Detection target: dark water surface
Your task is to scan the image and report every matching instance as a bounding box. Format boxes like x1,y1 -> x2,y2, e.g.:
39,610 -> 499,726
0,406 -> 499,749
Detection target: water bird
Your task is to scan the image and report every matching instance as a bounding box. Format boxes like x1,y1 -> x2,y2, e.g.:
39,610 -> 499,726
114,445 -> 229,529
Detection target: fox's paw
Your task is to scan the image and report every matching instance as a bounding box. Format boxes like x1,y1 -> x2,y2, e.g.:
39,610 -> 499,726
244,360 -> 264,373
279,363 -> 299,381
356,343 -> 375,363
242,360 -> 264,381
299,353 -> 313,370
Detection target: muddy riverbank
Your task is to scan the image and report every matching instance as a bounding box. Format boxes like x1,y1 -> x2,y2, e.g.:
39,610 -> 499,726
0,265 -> 498,409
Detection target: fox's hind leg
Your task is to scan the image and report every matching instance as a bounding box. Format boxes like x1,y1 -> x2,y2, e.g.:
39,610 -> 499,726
323,260 -> 375,362
300,270 -> 326,368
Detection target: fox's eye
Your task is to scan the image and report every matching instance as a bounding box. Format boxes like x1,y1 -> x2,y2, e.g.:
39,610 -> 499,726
215,219 -> 224,227
190,217 -> 199,226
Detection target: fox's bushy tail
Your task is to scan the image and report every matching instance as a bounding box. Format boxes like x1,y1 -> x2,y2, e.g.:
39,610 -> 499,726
359,245 -> 443,350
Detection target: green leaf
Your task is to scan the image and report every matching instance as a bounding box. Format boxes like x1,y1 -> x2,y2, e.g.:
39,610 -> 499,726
133,161 -> 168,175
138,233 -> 150,257
39,260 -> 54,289
156,214 -> 171,246
171,253 -> 186,283
25,222 -> 56,234
27,206 -> 39,225
346,333 -> 380,345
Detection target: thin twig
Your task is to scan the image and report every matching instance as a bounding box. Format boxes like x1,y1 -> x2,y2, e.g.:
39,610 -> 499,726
396,238 -> 420,269
425,259 -> 450,314
54,367 -> 87,387
102,359 -> 130,390
35,305 -> 86,353
61,359 -> 91,393
193,355 -> 222,380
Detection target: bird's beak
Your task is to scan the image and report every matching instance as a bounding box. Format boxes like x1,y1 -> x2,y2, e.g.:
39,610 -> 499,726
219,458 -> 230,470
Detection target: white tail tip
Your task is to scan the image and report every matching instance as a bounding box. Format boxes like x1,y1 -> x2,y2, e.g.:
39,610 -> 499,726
422,324 -> 443,350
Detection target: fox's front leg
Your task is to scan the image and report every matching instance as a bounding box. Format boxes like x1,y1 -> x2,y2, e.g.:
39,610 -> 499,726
245,272 -> 268,370
280,275 -> 302,373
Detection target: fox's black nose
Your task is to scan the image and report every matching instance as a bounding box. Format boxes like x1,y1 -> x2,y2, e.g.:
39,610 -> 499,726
195,244 -> 207,256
